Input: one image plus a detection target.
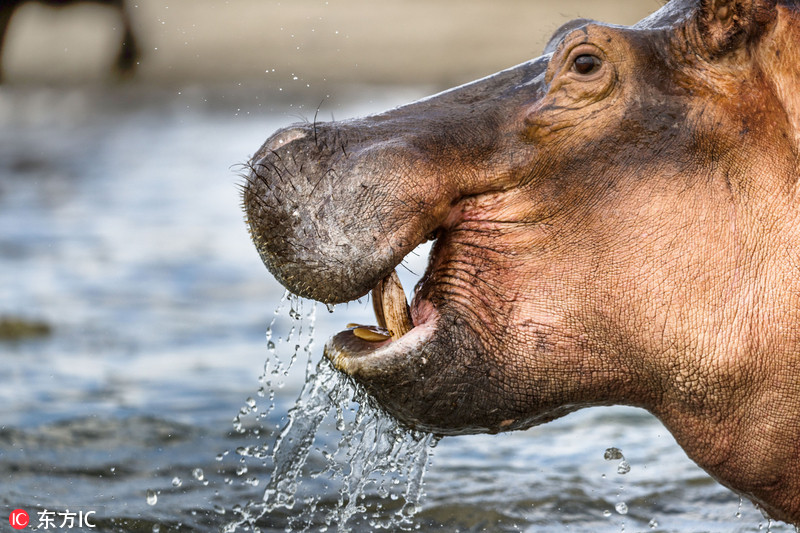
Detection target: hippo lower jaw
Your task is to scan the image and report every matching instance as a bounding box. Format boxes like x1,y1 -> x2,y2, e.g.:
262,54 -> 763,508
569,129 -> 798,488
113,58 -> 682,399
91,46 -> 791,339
323,267 -> 470,434
324,310 -> 439,381
324,268 -> 439,380
320,229 -> 531,436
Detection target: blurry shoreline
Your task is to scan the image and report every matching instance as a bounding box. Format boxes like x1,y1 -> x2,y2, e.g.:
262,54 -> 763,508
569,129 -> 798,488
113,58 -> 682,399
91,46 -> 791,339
2,0 -> 661,91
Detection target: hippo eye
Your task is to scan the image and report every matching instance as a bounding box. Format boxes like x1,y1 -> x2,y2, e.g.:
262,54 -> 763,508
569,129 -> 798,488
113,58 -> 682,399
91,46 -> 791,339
572,54 -> 602,75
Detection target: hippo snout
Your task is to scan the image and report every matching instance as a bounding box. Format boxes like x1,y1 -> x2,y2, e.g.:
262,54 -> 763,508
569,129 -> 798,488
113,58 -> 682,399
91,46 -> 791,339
244,60 -> 540,303
245,124 -> 411,303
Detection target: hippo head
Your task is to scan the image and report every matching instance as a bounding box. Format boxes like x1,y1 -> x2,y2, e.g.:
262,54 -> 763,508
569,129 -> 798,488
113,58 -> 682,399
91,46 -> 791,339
244,0 -> 800,523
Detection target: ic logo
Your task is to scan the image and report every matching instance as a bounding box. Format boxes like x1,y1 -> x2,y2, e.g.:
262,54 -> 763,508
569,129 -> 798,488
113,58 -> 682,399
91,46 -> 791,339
9,509 -> 29,530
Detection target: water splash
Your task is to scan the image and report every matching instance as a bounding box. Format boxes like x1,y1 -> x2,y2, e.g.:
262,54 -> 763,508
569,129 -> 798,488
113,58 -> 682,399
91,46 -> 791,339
230,293 -> 317,436
602,447 -> 631,527
261,360 -> 345,512
224,296 -> 437,532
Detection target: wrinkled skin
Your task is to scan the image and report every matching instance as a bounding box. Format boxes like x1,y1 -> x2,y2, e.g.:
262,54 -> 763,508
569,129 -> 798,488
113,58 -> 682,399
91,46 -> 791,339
243,0 -> 800,524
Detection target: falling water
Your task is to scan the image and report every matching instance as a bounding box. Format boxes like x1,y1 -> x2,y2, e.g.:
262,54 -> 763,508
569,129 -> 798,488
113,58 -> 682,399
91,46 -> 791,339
224,296 -> 437,532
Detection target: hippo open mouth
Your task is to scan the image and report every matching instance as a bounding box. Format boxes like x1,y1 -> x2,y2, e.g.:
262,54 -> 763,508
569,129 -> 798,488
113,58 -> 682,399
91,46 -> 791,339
245,0 -> 800,524
327,269 -> 433,364
325,271 -> 439,391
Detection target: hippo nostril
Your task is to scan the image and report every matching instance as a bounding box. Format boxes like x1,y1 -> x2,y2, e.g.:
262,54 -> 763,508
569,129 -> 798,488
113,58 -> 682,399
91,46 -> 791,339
265,128 -> 307,152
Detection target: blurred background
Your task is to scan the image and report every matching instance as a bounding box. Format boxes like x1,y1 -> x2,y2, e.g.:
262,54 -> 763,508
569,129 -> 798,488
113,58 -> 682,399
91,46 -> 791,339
2,1 -> 792,532
4,0 -> 656,88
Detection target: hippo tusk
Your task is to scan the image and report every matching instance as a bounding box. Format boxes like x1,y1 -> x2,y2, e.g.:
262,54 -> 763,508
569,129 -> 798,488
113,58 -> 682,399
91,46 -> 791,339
372,270 -> 414,340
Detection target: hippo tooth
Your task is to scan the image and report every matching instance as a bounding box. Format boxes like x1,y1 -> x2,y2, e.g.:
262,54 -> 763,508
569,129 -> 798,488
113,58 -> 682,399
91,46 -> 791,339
371,269 -> 414,340
353,327 -> 391,342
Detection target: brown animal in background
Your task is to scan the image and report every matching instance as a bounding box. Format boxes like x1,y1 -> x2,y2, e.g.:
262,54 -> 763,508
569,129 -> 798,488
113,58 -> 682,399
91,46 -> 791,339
0,0 -> 139,81
244,0 -> 800,525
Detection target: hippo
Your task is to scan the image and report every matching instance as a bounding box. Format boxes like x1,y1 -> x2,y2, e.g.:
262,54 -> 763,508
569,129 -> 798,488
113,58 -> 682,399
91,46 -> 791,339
243,0 -> 800,524
0,0 -> 139,81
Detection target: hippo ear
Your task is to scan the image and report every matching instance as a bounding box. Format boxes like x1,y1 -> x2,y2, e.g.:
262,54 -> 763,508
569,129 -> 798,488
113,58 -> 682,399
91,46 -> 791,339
693,0 -> 777,58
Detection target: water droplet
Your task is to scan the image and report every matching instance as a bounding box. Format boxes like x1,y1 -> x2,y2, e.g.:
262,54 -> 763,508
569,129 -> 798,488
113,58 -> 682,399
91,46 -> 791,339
145,489 -> 158,506
649,518 -> 659,529
171,477 -> 182,487
152,525 -> 160,533
617,460 -> 631,475
192,468 -> 205,481
615,502 -> 628,515
326,303 -> 335,313
603,510 -> 612,518
604,447 -> 624,461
